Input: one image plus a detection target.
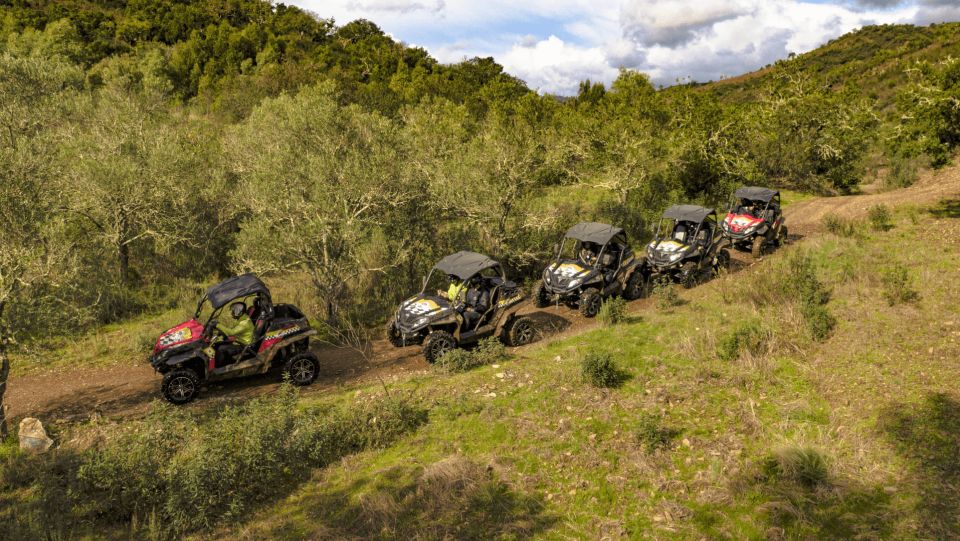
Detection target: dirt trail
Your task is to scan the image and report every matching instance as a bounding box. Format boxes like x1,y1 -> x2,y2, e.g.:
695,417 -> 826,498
785,164 -> 960,234
8,164 -> 960,423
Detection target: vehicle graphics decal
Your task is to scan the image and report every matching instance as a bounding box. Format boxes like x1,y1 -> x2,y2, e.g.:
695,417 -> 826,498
497,294 -> 523,307
652,240 -> 686,252
724,213 -> 763,232
406,299 -> 441,315
258,325 -> 303,352
553,262 -> 586,277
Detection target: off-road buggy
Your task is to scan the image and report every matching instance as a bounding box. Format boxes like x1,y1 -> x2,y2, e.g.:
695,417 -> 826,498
149,274 -> 318,404
720,186 -> 787,258
386,251 -> 534,363
644,205 -> 730,288
532,222 -> 648,317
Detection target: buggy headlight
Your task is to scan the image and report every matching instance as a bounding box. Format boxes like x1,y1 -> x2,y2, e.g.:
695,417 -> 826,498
669,252 -> 683,262
413,316 -> 428,328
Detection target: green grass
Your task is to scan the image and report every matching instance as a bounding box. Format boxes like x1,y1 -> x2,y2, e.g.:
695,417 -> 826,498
4,201 -> 960,539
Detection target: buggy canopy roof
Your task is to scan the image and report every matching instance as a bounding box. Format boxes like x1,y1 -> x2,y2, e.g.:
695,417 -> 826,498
205,273 -> 270,309
734,186 -> 779,202
662,204 -> 715,223
564,222 -> 625,245
433,251 -> 499,280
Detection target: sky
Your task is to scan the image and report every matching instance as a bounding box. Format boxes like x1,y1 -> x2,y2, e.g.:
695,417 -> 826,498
290,1 -> 960,95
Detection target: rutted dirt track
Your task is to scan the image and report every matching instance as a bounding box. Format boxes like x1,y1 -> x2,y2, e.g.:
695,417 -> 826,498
8,165 -> 960,422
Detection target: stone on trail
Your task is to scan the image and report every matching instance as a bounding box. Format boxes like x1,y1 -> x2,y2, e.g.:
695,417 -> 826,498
18,417 -> 53,453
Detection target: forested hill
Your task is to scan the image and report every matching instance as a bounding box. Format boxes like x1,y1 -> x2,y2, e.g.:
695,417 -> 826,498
3,1 -> 960,343
698,22 -> 960,115
0,0 -> 532,119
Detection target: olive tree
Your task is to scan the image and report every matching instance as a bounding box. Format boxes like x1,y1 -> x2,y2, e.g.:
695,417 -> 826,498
227,82 -> 412,321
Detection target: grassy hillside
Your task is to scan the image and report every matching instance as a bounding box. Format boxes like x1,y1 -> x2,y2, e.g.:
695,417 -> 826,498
700,22 -> 960,116
4,195 -> 959,539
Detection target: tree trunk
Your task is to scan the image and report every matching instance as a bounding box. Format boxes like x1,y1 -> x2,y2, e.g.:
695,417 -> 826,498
117,207 -> 130,284
0,303 -> 9,439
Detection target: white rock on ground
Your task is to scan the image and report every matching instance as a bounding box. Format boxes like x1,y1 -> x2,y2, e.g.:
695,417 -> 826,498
18,417 -> 53,453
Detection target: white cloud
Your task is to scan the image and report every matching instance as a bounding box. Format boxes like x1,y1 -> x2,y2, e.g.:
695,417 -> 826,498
290,1 -> 958,94
499,35 -> 619,94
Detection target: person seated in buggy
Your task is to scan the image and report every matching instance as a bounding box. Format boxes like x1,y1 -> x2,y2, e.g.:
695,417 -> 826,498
214,301 -> 255,367
460,275 -> 492,330
579,241 -> 600,266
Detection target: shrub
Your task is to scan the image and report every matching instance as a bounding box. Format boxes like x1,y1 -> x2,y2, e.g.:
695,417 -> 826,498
580,351 -> 626,388
822,214 -> 859,237
717,319 -> 772,361
2,385 -> 428,538
762,446 -> 829,488
634,412 -> 680,452
597,296 -> 627,326
885,156 -> 919,189
435,338 -> 508,373
881,264 -> 920,305
868,204 -> 893,231
653,280 -> 681,309
786,251 -> 836,341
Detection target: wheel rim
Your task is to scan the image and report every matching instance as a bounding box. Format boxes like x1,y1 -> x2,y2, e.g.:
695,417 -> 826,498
291,358 -> 316,383
587,297 -> 600,315
431,339 -> 453,357
516,322 -> 534,344
168,376 -> 195,401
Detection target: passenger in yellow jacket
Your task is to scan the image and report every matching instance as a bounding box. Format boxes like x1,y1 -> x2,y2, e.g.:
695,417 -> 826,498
215,301 -> 255,367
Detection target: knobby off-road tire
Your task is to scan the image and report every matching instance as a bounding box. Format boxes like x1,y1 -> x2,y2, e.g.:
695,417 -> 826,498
386,321 -> 405,347
680,262 -> 699,289
751,236 -> 765,258
532,281 -> 551,309
162,368 -> 200,405
623,270 -> 649,300
716,249 -> 731,272
579,289 -> 602,318
423,330 -> 456,364
284,352 -> 320,386
505,317 -> 536,347
777,226 -> 788,247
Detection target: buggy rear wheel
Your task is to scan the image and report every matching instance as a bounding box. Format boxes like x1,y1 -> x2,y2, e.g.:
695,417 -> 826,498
716,249 -> 731,272
579,289 -> 601,318
623,270 -> 649,300
424,330 -> 456,363
162,368 -> 200,405
505,317 -> 536,346
777,226 -> 788,247
386,321 -> 405,347
532,281 -> 550,308
284,352 -> 319,386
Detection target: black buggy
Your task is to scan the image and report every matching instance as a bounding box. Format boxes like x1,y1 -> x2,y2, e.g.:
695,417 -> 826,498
720,186 -> 787,258
644,205 -> 730,288
532,222 -> 648,317
386,251 -> 534,363
149,274 -> 318,404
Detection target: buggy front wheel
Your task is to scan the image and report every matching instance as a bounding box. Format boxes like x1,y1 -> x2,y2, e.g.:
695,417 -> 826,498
284,352 -> 319,386
680,262 -> 699,289
386,321 -> 405,347
532,281 -> 550,308
623,270 -> 649,300
579,289 -> 602,318
751,236 -> 765,258
162,368 -> 200,405
777,226 -> 788,247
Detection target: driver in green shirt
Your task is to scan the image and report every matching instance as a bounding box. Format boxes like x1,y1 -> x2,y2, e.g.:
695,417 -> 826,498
214,301 -> 255,367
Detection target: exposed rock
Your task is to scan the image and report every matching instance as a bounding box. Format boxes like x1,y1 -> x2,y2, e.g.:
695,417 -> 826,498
18,417 -> 53,453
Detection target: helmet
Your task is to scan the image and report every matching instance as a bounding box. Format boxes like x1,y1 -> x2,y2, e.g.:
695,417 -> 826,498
230,302 -> 247,319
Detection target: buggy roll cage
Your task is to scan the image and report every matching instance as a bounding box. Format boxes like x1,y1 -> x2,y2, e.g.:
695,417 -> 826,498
555,222 -> 628,271
728,187 -> 781,218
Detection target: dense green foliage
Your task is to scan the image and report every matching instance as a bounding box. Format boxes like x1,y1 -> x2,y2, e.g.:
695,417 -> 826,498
0,2 -> 957,347
0,386 -> 427,538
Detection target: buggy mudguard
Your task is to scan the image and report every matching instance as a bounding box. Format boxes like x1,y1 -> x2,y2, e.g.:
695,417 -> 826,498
164,350 -> 207,368
262,329 -> 318,366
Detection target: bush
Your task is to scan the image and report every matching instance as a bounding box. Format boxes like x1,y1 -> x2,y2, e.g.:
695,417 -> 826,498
597,296 -> 627,326
881,264 -> 920,305
787,251 -> 836,341
717,319 -> 772,361
822,214 -> 860,237
2,385 -> 428,538
885,156 -> 919,189
868,204 -> 893,231
434,338 -> 509,373
762,446 -> 829,488
653,280 -> 682,309
634,412 -> 680,452
580,351 -> 626,388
